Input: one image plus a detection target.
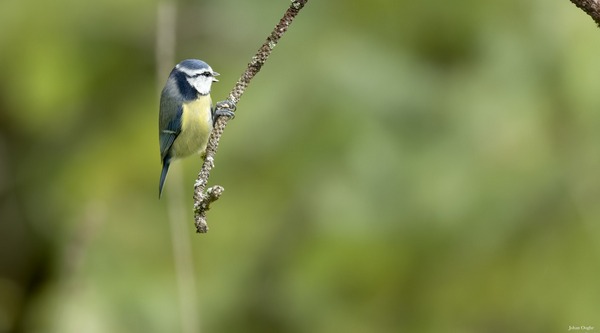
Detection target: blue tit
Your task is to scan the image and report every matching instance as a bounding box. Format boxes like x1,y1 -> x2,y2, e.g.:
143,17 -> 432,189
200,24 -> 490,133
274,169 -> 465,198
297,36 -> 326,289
158,59 -> 232,198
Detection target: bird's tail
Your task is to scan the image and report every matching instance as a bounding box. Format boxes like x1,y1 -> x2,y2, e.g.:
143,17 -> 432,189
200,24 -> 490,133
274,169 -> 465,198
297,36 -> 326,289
159,161 -> 170,198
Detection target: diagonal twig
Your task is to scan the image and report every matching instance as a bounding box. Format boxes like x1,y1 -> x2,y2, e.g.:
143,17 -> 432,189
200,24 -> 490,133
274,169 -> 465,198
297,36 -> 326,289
569,0 -> 600,26
193,0 -> 309,233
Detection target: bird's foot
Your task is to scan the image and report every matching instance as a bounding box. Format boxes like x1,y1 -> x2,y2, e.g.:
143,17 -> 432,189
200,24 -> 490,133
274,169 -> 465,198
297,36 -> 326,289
213,99 -> 236,125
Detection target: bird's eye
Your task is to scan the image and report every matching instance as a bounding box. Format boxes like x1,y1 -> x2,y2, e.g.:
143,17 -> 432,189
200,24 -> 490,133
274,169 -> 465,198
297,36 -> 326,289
190,72 -> 211,78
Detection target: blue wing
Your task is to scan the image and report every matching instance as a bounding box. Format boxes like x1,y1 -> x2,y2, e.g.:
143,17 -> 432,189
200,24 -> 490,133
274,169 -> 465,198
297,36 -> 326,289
159,87 -> 183,162
158,84 -> 183,197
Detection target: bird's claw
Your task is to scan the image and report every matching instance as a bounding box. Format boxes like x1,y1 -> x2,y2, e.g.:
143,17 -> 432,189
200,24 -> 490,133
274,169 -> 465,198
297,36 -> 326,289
216,99 -> 236,112
213,99 -> 236,125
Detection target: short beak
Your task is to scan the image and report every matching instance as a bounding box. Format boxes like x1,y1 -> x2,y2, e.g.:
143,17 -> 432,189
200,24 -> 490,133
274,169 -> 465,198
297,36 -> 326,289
212,71 -> 220,82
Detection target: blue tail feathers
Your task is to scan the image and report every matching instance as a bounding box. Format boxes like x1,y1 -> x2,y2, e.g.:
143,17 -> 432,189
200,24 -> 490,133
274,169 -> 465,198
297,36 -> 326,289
159,161 -> 170,198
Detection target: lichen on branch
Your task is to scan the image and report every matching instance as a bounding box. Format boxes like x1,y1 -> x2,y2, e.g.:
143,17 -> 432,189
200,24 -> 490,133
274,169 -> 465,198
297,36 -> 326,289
569,0 -> 600,26
192,0 -> 309,233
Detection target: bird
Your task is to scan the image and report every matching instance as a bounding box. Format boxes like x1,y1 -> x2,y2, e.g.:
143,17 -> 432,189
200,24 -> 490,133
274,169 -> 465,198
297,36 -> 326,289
158,59 -> 234,198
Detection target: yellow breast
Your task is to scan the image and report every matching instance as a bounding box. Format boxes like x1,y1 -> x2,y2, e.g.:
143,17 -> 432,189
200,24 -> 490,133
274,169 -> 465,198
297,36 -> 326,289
171,95 -> 212,158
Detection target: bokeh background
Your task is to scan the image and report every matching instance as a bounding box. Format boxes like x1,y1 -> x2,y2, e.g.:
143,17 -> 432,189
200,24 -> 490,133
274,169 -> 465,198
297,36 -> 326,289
1,0 -> 600,332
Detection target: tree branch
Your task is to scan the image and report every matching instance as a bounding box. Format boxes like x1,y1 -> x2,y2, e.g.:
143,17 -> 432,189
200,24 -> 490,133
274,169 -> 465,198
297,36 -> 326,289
192,0 -> 309,233
569,0 -> 600,26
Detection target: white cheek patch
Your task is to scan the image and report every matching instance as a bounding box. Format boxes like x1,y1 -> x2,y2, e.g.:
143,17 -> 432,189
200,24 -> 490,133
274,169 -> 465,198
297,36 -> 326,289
187,76 -> 212,95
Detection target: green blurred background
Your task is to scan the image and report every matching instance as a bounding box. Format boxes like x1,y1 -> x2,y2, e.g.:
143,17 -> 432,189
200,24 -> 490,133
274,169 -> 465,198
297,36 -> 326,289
1,0 -> 600,332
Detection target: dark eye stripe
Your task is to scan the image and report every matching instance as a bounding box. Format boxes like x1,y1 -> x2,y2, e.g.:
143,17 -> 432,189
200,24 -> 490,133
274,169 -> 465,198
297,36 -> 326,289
189,72 -> 211,78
